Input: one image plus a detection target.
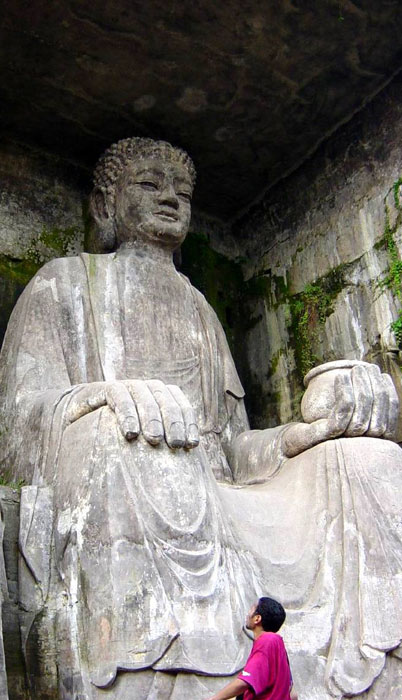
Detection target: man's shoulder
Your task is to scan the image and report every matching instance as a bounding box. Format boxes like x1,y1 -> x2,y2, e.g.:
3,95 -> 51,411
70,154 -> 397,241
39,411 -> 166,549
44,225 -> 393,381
256,632 -> 285,652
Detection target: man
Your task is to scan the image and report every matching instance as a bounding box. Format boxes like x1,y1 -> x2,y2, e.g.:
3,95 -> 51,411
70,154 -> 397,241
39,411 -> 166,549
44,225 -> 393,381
206,598 -> 298,700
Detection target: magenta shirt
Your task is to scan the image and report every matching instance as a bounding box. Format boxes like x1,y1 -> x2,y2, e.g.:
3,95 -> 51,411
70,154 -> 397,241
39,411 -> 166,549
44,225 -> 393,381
237,632 -> 292,699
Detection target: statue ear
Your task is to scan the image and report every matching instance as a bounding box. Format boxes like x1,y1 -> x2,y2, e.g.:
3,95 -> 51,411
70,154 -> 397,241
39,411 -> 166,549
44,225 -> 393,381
86,187 -> 116,253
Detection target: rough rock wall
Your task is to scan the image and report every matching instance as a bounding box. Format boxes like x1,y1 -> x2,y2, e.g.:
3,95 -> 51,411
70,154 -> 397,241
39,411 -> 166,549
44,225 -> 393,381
231,72 -> 402,434
0,142 -> 87,343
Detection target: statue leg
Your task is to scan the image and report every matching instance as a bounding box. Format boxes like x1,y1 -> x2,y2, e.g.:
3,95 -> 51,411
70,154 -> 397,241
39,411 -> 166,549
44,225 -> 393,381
41,407 -> 252,697
219,437 -> 402,700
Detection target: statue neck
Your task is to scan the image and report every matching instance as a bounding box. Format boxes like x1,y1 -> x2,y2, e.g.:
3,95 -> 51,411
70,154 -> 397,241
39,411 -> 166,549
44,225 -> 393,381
117,239 -> 175,268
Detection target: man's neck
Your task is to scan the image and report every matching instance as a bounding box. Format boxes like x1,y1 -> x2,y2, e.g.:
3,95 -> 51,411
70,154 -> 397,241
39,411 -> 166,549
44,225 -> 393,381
253,626 -> 267,640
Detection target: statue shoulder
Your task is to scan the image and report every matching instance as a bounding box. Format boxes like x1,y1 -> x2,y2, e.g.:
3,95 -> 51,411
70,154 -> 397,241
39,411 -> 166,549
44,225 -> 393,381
19,256 -> 88,305
33,254 -> 84,280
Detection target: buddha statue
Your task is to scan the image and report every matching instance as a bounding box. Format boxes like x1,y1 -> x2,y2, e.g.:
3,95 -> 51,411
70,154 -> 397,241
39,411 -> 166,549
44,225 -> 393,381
0,138 -> 401,700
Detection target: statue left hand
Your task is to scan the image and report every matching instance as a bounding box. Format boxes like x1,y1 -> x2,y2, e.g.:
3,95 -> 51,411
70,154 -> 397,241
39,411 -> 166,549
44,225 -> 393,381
282,363 -> 399,458
65,379 -> 199,449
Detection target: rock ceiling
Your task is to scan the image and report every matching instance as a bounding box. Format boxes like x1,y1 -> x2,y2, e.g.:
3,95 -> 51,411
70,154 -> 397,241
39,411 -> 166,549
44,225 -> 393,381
1,0 -> 402,219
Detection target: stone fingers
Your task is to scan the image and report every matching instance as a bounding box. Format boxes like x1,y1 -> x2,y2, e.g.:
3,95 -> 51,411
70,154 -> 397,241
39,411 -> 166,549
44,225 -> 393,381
146,379 -> 187,448
383,373 -> 399,439
341,364 -> 399,439
328,374 -> 355,436
66,383 -> 107,423
369,371 -> 399,439
166,384 -> 199,448
363,366 -> 388,437
105,383 -> 140,441
129,380 -> 164,445
69,379 -> 198,448
345,365 -> 374,436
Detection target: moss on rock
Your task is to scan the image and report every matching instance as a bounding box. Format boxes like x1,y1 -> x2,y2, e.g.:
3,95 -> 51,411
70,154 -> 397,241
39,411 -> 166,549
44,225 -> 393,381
288,263 -> 351,380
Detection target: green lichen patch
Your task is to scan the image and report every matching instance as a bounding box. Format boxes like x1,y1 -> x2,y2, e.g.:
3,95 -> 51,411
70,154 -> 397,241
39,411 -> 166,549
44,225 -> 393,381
288,263 -> 350,380
0,472 -> 25,489
267,348 -> 284,379
26,224 -> 82,263
0,254 -> 40,286
181,230 -> 351,419
0,260 -> 40,344
378,182 -> 402,348
393,177 -> 402,212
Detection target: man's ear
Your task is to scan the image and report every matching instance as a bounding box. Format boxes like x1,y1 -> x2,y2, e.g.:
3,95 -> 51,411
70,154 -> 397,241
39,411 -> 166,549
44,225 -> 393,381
87,187 -> 116,253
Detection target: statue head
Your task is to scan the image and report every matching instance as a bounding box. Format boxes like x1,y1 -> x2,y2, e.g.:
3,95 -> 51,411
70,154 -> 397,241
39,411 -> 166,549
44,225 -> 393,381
89,137 -> 196,253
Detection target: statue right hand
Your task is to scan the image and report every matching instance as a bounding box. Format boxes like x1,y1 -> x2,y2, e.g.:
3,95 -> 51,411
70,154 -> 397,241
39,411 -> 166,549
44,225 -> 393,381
65,379 -> 199,449
282,365 -> 399,458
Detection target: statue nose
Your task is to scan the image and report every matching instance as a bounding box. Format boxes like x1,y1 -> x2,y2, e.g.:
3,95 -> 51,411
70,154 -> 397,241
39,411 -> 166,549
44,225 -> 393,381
159,185 -> 179,208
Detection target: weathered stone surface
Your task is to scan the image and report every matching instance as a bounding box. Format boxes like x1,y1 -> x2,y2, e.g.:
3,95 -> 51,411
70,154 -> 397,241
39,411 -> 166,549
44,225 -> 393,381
2,1 -> 402,217
0,487 -> 23,700
18,486 -> 55,697
0,142 -> 87,348
0,144 -> 86,263
0,490 -> 10,700
1,138 -> 402,699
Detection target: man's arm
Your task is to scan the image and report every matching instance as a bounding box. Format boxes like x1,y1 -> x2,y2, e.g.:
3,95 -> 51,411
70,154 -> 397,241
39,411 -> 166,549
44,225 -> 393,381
290,684 -> 298,700
205,677 -> 248,700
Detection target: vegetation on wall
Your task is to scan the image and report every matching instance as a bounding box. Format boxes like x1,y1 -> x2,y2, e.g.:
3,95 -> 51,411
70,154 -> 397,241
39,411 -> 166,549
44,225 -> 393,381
26,225 -> 82,263
0,221 -> 85,347
288,265 -> 349,379
0,474 -> 25,489
0,254 -> 40,286
377,177 -> 402,347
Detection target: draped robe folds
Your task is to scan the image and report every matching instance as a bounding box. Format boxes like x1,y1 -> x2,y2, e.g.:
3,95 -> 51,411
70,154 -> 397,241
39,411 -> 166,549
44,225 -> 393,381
0,250 -> 402,699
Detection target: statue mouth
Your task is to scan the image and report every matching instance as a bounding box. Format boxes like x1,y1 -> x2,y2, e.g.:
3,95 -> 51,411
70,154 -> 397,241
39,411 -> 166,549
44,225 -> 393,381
155,211 -> 179,222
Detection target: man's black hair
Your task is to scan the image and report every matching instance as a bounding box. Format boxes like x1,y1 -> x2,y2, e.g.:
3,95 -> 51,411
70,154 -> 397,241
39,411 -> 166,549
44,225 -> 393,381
255,597 -> 286,632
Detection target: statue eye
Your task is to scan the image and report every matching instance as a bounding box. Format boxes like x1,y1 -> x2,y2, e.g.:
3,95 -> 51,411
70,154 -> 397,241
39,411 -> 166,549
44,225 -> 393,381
138,180 -> 159,190
178,191 -> 191,201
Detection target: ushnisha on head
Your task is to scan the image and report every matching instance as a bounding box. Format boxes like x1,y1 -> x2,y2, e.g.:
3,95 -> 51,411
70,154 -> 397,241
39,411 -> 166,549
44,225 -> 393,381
89,137 -> 197,253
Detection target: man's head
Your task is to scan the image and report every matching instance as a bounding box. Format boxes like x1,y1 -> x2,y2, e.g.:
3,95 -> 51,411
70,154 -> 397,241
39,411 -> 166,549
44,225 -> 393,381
89,137 -> 196,252
246,597 -> 286,633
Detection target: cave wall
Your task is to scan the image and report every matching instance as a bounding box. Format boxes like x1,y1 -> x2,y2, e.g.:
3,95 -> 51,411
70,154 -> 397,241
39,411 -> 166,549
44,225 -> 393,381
0,142 -> 87,343
231,72 -> 402,434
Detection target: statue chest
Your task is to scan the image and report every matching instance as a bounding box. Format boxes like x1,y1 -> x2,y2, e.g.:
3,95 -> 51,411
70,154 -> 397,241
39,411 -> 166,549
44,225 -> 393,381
120,281 -> 199,361
111,262 -> 201,395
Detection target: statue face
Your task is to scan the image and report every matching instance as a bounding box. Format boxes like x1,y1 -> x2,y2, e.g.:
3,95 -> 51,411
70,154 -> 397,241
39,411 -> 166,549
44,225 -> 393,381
114,157 -> 193,248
